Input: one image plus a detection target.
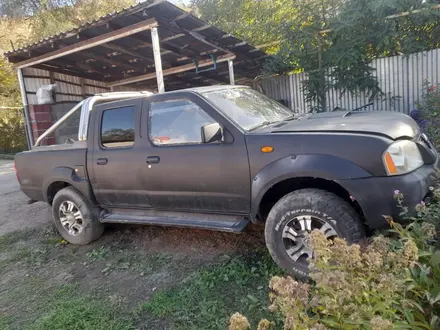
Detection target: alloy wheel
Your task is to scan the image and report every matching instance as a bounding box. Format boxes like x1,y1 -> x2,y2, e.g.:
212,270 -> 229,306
282,215 -> 338,263
59,201 -> 84,236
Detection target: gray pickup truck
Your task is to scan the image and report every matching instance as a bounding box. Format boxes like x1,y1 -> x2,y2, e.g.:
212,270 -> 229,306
14,85 -> 438,278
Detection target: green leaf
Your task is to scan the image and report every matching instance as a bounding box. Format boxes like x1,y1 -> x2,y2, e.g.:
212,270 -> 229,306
247,294 -> 259,304
429,287 -> 440,304
430,251 -> 440,266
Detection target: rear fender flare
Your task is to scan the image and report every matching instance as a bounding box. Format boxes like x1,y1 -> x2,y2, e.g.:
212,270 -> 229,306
42,166 -> 94,203
251,154 -> 372,220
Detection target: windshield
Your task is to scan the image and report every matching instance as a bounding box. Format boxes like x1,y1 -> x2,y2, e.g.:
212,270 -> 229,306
202,88 -> 294,131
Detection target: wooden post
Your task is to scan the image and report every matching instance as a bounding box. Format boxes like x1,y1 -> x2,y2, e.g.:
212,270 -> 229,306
228,59 -> 235,85
79,78 -> 86,98
17,68 -> 34,148
151,27 -> 165,93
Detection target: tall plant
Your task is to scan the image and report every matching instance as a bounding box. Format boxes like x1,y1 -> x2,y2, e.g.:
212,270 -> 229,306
264,0 -> 440,111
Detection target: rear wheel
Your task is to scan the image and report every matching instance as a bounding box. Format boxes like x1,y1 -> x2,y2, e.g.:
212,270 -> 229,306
52,186 -> 104,245
264,188 -> 365,280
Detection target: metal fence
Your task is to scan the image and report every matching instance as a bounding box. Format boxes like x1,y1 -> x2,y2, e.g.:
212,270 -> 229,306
260,48 -> 440,114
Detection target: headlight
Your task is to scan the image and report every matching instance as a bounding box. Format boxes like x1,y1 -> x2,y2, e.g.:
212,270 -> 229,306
383,140 -> 424,175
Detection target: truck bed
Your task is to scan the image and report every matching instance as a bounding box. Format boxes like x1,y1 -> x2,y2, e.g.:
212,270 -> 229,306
15,142 -> 88,202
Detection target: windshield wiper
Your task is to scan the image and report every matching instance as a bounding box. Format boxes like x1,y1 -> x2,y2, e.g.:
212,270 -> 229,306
282,114 -> 300,121
248,121 -> 278,131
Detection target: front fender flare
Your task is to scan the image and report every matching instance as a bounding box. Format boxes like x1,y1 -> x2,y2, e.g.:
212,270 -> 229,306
251,154 -> 372,221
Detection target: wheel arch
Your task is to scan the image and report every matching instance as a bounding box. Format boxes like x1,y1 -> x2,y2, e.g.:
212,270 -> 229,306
251,155 -> 371,224
43,166 -> 95,205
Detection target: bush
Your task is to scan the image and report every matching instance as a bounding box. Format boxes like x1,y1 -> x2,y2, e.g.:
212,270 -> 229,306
417,84 -> 440,147
230,193 -> 440,330
0,108 -> 26,153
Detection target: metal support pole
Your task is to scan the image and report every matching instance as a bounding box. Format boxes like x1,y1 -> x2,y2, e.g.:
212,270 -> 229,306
228,59 -> 235,85
17,68 -> 33,149
151,27 -> 165,93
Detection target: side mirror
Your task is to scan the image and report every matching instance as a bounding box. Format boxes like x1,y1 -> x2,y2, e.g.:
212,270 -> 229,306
201,123 -> 223,143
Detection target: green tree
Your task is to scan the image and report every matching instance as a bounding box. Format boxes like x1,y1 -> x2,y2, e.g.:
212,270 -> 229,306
263,0 -> 440,111
0,57 -> 20,107
0,0 -> 136,44
191,0 -> 296,47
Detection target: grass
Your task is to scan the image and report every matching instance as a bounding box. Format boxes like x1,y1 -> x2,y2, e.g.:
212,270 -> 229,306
0,228 -> 37,251
0,227 -> 66,273
141,251 -> 285,330
32,286 -> 134,330
0,226 -> 279,330
1,251 -> 282,330
2,283 -> 135,330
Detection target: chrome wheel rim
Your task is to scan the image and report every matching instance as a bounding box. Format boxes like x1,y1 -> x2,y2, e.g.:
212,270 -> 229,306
59,201 -> 83,236
282,215 -> 338,263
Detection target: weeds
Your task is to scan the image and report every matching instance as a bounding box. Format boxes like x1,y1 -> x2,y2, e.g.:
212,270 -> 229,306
86,246 -> 112,261
32,285 -> 134,330
143,251 -> 284,330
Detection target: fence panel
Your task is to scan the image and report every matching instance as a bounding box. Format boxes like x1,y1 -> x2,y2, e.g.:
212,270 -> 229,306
261,48 -> 440,114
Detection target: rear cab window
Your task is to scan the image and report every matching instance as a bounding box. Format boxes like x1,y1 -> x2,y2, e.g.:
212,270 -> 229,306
100,106 -> 136,148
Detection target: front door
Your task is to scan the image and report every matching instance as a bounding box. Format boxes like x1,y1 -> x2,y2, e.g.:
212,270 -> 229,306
139,92 -> 251,214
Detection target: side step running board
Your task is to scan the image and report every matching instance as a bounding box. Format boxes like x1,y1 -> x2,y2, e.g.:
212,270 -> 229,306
100,210 -> 250,233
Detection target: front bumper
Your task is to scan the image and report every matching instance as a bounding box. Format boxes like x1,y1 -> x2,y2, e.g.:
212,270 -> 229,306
337,161 -> 438,229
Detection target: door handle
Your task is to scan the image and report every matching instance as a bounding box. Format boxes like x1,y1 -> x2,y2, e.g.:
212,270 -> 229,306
146,156 -> 160,164
97,158 -> 108,165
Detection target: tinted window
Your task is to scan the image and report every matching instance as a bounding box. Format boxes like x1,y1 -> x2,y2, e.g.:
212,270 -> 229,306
101,106 -> 135,148
149,99 -> 215,145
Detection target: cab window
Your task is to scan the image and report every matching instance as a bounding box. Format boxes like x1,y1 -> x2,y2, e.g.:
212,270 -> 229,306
101,106 -> 136,148
149,99 -> 215,146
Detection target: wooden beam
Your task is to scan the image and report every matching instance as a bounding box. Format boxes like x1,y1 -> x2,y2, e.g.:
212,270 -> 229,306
173,13 -> 191,21
15,18 -> 158,69
49,57 -> 107,76
109,21 -> 198,59
100,43 -> 155,63
33,64 -> 105,81
162,33 -> 185,42
78,49 -> 139,71
192,25 -> 212,32
109,54 -> 236,87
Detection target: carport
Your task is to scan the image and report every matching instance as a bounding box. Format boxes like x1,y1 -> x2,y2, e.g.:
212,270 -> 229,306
5,0 -> 270,147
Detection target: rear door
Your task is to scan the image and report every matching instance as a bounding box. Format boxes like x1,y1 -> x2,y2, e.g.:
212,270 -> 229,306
88,98 -> 150,208
138,92 -> 251,214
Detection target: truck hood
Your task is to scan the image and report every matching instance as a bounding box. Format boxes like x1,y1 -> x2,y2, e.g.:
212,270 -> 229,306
269,111 -> 419,140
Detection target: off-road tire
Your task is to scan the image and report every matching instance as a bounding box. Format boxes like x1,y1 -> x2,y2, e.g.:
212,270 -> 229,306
265,188 -> 365,280
52,186 -> 104,245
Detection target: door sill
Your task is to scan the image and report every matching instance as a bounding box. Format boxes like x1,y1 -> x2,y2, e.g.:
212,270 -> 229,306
99,209 -> 250,233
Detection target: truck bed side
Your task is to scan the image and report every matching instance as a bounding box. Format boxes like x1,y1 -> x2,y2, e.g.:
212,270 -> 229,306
15,142 -> 91,203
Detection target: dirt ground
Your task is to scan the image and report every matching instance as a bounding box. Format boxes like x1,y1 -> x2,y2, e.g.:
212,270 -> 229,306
0,160 -> 267,329
0,160 -> 51,235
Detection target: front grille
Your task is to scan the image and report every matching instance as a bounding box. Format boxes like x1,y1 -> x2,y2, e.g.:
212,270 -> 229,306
420,134 -> 433,149
417,134 -> 438,163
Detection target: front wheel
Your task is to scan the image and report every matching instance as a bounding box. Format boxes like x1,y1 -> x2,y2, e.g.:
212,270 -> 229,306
265,188 -> 365,280
52,186 -> 104,245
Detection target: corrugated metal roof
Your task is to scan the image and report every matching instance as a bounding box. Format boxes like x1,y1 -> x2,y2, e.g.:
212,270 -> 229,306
6,0 -> 271,91
5,1 -> 157,56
